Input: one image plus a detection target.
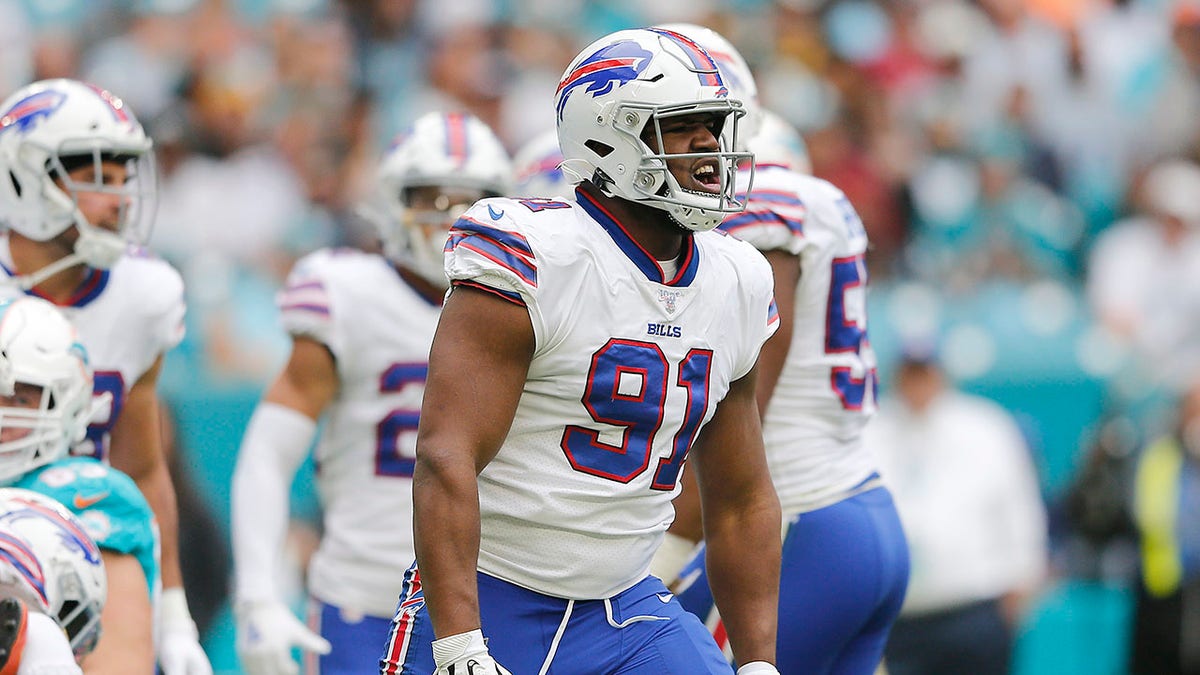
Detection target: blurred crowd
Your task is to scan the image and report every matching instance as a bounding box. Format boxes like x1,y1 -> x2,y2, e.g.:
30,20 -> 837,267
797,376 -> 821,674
7,0 -> 1200,671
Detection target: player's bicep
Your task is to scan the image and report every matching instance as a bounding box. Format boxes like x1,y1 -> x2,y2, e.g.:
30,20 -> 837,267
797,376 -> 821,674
81,551 -> 153,674
107,357 -> 164,482
418,284 -> 534,473
755,249 -> 799,414
262,336 -> 338,420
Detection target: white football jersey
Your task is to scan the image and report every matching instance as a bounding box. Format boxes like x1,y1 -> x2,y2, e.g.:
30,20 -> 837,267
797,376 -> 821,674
445,191 -> 778,600
0,236 -> 185,461
277,248 -> 440,617
720,165 -> 879,515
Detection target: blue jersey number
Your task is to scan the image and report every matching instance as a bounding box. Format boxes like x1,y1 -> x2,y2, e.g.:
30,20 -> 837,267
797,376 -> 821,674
561,340 -> 711,491
825,254 -> 876,410
80,371 -> 126,460
375,363 -> 427,477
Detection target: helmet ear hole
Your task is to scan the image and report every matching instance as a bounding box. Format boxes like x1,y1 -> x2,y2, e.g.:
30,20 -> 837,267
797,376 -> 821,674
8,172 -> 20,198
585,140 -> 614,158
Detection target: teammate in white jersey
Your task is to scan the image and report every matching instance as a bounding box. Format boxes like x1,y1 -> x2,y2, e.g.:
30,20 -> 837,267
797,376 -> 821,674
0,79 -> 207,675
231,111 -> 512,675
652,25 -> 910,674
382,27 -> 782,675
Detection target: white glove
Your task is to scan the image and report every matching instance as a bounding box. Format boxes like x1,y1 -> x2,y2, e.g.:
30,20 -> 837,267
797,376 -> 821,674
158,588 -> 214,675
431,629 -> 512,675
236,600 -> 331,675
736,662 -> 780,675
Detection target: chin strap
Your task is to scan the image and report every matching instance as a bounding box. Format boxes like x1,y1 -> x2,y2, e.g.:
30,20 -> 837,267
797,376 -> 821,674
7,225 -> 126,291
8,252 -> 87,291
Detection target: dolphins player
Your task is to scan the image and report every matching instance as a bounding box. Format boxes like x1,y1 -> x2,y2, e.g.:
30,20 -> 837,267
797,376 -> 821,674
0,296 -> 159,672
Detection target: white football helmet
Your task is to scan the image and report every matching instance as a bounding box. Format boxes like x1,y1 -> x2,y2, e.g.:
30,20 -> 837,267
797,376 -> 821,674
655,23 -> 761,150
0,487 -> 106,661
370,111 -> 512,287
555,28 -> 753,232
751,109 -> 812,175
0,79 -> 156,286
0,297 -> 93,484
513,129 -> 573,200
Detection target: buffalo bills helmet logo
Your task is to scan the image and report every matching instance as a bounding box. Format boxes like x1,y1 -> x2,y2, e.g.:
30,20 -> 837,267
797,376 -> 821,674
0,90 -> 67,135
556,40 -> 654,120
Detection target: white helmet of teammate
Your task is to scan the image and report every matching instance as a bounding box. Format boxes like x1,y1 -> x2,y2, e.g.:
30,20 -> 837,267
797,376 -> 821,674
655,23 -> 761,151
372,111 -> 513,287
513,129 -> 573,200
751,109 -> 812,175
0,79 -> 156,281
0,297 -> 93,484
0,487 -> 106,660
555,27 -> 752,232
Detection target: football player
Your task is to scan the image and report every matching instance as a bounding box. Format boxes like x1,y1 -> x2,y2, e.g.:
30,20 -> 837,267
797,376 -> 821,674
512,128 -> 573,200
382,27 -> 782,675
651,24 -> 911,675
0,79 -> 208,674
0,296 -> 160,673
0,487 -> 107,674
231,111 -> 511,675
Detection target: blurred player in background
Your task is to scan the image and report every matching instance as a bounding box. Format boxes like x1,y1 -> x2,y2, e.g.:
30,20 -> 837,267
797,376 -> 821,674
0,296 -> 160,673
0,78 -> 208,674
511,128 -> 573,200
383,27 -> 781,675
231,111 -> 511,675
650,24 -> 910,675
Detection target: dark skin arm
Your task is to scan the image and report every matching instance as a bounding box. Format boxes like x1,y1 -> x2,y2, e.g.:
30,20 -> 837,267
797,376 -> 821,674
690,365 -> 781,667
412,285 -> 534,637
668,248 -> 798,547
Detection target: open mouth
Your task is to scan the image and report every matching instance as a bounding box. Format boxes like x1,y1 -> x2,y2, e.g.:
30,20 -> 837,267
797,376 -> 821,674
689,161 -> 721,194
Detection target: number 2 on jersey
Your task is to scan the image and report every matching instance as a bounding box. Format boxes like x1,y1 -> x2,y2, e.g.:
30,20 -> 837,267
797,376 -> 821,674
826,254 -> 876,409
561,339 -> 711,490
375,363 -> 427,477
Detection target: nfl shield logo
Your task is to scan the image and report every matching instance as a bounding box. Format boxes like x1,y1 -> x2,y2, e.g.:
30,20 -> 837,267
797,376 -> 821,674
657,288 -> 683,315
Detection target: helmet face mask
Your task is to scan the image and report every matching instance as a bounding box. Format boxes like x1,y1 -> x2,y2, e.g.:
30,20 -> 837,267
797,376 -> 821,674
367,112 -> 513,288
0,297 -> 93,485
0,79 -> 156,271
0,488 -> 106,662
555,28 -> 754,231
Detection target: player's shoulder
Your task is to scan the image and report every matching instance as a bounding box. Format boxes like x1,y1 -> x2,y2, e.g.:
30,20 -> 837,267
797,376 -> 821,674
15,457 -> 152,520
110,249 -> 185,312
457,196 -> 578,241
290,247 -> 392,284
698,228 -> 774,284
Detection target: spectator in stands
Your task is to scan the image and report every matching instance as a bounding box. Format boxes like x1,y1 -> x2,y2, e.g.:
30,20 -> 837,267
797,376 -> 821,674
1128,377 -> 1200,675
1086,157 -> 1200,391
867,346 -> 1048,675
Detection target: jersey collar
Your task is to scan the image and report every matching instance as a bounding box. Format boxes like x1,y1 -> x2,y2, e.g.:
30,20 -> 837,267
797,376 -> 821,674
575,188 -> 700,287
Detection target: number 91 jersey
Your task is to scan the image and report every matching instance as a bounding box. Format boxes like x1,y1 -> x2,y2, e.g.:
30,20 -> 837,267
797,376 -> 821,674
277,248 -> 441,617
445,190 -> 778,600
721,165 -> 878,514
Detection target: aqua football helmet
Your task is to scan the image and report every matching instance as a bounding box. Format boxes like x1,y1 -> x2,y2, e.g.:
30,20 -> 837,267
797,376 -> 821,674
555,28 -> 752,232
369,111 -> 512,287
0,297 -> 93,484
0,487 -> 106,660
0,79 -> 156,285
